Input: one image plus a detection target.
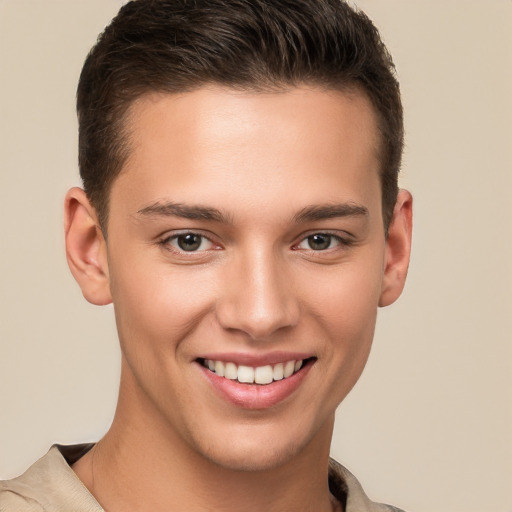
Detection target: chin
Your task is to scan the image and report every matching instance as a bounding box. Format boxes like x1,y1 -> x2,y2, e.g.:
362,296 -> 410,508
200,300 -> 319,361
201,439 -> 303,473
186,416 -> 329,473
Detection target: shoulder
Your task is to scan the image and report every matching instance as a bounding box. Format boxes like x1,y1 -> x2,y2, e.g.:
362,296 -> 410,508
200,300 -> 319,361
0,444 -> 102,512
0,482 -> 43,512
328,458 -> 407,512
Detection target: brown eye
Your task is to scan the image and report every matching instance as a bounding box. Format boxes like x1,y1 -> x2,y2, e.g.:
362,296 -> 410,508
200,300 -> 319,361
306,234 -> 332,250
176,233 -> 203,251
159,231 -> 219,256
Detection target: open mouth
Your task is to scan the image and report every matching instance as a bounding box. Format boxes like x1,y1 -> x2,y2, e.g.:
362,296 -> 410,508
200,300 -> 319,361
198,357 -> 315,385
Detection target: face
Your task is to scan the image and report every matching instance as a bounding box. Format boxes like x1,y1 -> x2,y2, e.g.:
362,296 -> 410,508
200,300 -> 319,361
81,86 -> 408,471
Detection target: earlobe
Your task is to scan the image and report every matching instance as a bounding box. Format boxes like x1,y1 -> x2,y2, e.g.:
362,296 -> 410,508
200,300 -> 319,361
64,187 -> 112,306
379,189 -> 413,307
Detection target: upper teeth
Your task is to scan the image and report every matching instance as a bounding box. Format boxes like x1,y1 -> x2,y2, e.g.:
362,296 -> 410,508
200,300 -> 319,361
204,359 -> 303,385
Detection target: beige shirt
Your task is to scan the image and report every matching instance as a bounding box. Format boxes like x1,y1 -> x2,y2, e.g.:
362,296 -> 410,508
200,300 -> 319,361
0,444 -> 405,511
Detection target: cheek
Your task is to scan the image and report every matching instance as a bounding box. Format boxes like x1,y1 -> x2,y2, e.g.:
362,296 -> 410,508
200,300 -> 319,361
108,255 -> 217,361
302,253 -> 384,394
305,255 -> 384,334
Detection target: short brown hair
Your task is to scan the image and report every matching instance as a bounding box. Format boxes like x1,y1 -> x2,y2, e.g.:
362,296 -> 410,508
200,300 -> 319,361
77,0 -> 403,231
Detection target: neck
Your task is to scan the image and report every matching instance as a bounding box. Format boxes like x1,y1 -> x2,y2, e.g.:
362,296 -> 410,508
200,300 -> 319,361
73,361 -> 339,512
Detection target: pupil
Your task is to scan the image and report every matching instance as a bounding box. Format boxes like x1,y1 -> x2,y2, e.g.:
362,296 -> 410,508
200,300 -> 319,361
309,234 -> 331,250
178,233 -> 201,251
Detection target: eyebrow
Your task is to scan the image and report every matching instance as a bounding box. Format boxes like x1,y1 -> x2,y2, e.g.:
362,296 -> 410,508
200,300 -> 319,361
137,200 -> 368,224
137,201 -> 230,223
293,203 -> 369,223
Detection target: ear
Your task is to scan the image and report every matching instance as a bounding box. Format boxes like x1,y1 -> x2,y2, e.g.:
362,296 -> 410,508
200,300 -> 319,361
379,189 -> 413,307
64,187 -> 112,306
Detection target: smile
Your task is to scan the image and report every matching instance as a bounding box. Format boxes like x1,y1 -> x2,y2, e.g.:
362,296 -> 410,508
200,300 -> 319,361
201,359 -> 305,385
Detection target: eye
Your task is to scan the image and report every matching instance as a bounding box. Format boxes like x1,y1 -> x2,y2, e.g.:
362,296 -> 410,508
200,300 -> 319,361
162,232 -> 216,252
296,233 -> 345,251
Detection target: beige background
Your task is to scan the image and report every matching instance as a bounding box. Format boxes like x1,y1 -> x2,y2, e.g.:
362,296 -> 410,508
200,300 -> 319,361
0,1 -> 511,511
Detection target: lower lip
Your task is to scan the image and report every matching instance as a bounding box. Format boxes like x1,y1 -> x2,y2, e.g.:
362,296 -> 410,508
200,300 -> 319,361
199,361 -> 313,410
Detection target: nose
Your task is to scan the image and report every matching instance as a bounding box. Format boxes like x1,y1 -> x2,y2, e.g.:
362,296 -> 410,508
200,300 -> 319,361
215,249 -> 300,340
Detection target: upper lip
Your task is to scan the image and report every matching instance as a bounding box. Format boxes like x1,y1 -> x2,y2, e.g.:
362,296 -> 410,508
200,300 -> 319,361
196,351 -> 314,367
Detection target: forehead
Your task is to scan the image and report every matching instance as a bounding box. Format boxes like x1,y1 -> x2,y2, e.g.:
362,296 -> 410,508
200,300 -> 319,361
124,85 -> 379,157
112,85 -> 381,220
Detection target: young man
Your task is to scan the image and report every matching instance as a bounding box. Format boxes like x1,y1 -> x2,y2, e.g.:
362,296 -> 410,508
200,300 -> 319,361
0,1 -> 412,510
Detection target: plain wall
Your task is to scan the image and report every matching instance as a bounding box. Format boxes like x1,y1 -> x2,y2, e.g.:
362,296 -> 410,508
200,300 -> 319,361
0,1 -> 511,511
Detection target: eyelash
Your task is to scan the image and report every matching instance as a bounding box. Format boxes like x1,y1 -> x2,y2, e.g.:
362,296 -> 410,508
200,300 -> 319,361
157,230 -> 353,255
293,232 -> 353,252
158,231 -> 219,254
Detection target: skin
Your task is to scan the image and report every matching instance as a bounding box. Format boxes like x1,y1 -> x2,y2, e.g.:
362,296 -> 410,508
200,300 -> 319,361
65,85 -> 412,512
